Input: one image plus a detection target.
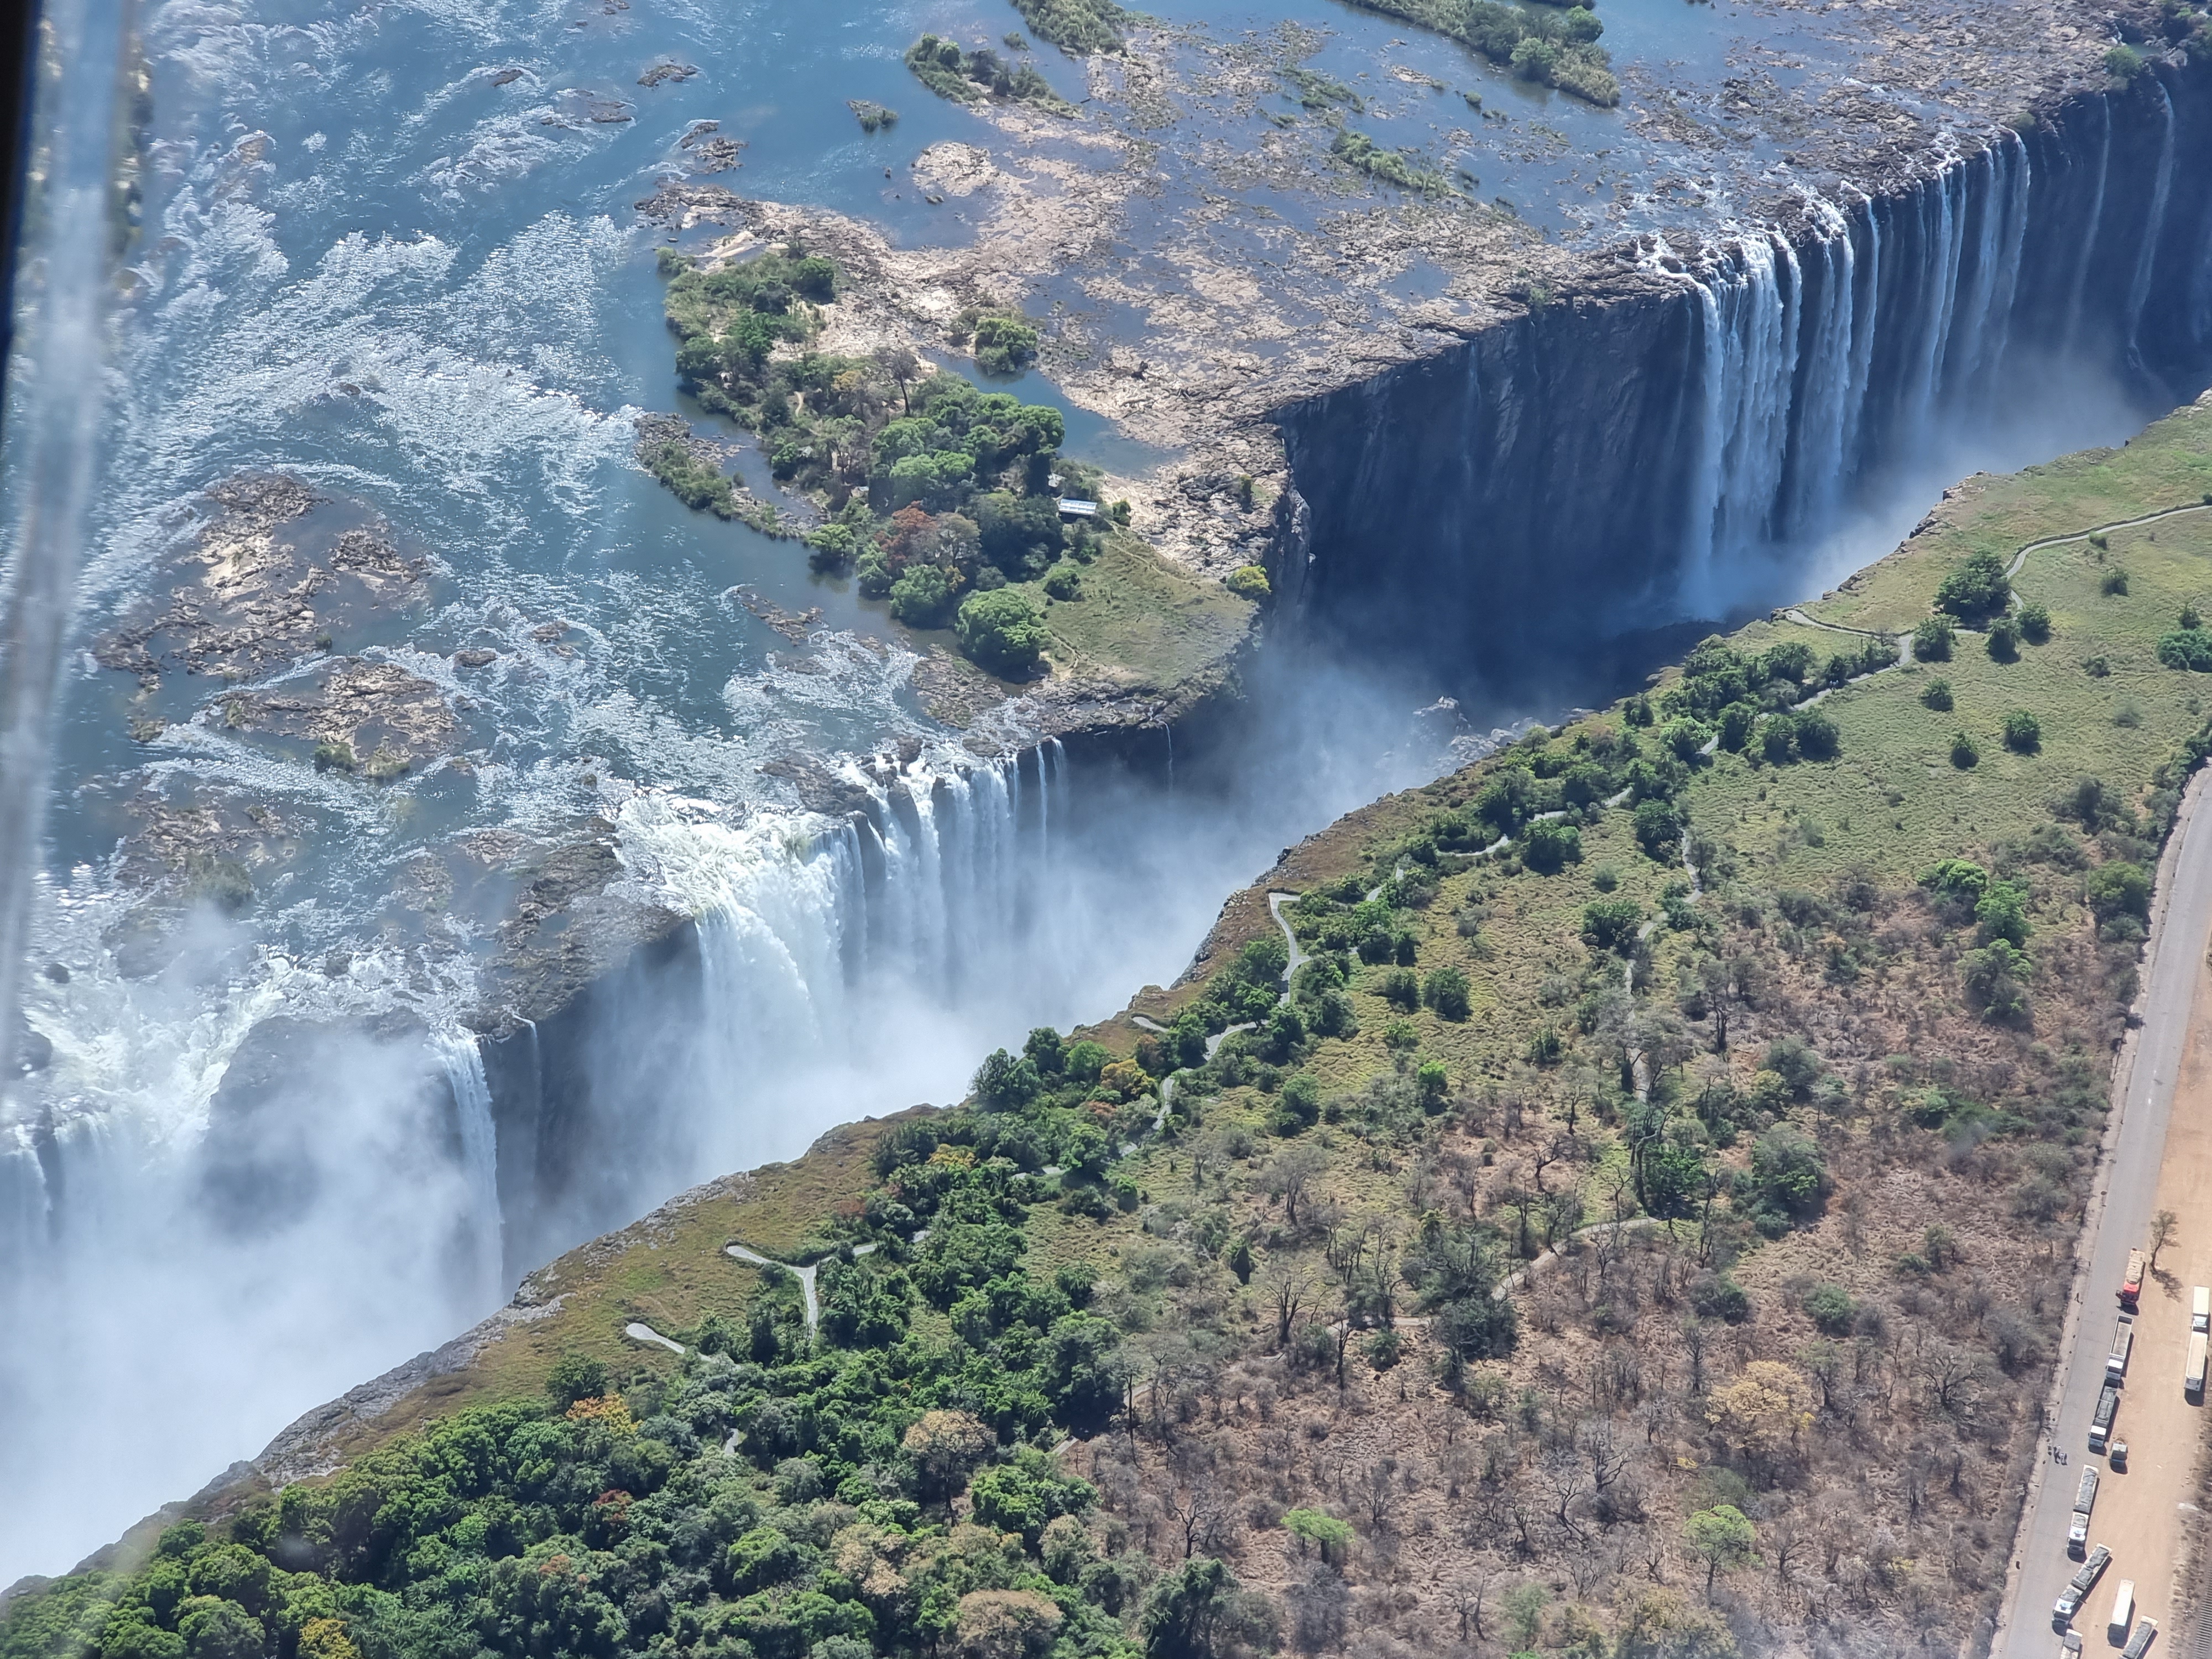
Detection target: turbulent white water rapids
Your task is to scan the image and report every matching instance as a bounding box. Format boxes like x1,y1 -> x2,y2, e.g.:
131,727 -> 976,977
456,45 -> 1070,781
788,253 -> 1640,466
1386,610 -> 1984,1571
4,0 -> 2210,1588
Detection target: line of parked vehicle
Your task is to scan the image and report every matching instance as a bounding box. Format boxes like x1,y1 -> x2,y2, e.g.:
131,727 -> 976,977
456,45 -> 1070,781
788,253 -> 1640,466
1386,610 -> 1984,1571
2050,1259 -> 2209,1656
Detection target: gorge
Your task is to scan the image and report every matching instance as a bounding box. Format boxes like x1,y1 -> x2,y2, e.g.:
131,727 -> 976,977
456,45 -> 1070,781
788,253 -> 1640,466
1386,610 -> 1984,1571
7,0 -> 2212,1623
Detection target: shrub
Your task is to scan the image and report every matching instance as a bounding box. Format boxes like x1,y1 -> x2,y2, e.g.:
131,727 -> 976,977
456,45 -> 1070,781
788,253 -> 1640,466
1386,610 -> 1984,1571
1802,1282 -> 1855,1334
973,1047 -> 1043,1111
2103,567 -> 2131,596
1963,938 -> 2032,1024
1042,562 -> 1082,601
1758,714 -> 1797,765
2019,601 -> 2052,644
1521,818 -> 1581,873
545,1353 -> 609,1408
889,562 -> 959,627
956,588 -> 1048,676
1379,968 -> 1421,1010
1633,797 -> 1682,858
1921,677 -> 1953,711
972,312 -> 1040,374
2158,628 -> 2212,670
1581,897 -> 1642,952
2001,708 -> 2041,752
1422,967 -> 1472,1021
2106,41 -> 2146,77
1986,616 -> 2021,661
2086,860 -> 2152,921
1913,615 -> 1955,661
1793,707 -> 1840,760
1951,731 -> 1980,768
1225,564 -> 1270,599
1935,551 -> 2011,622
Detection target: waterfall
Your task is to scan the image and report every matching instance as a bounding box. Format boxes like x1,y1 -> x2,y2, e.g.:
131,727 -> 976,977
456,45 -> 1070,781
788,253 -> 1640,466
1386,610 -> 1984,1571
2126,77 -> 2177,363
593,742 -> 1070,1190
432,1029 -> 502,1305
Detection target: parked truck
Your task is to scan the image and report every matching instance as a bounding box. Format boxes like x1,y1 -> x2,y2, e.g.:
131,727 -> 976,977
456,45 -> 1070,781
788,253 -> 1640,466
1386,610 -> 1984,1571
2189,1332 -> 2207,1401
2109,1317 -> 2135,1384
2122,1616 -> 2159,1658
2108,1580 -> 2136,1644
2122,1249 -> 2145,1310
2055,1545 -> 2111,1626
2194,1285 -> 2209,1333
2069,1468 -> 2100,1554
2090,1385 -> 2121,1454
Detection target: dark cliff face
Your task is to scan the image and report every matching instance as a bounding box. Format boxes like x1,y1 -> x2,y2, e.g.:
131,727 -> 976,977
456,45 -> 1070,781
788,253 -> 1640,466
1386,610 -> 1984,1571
1275,70 -> 2212,696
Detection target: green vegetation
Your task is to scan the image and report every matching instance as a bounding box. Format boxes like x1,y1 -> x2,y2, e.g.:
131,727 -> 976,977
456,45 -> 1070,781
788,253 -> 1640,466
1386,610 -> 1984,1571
1007,0 -> 1129,53
847,100 -> 899,132
1280,66 -> 1363,113
956,589 -> 1050,678
904,35 -> 1071,109
1223,565 -> 1269,601
32,410 -> 2212,1659
656,249 -> 1232,682
958,312 -> 1041,377
1328,129 -> 1452,195
1340,0 -> 1620,106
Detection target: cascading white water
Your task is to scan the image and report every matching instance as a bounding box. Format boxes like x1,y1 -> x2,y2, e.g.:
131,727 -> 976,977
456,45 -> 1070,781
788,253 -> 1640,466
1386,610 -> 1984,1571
432,1029 -> 502,1308
592,743 -> 1068,1191
1662,128 -> 2084,604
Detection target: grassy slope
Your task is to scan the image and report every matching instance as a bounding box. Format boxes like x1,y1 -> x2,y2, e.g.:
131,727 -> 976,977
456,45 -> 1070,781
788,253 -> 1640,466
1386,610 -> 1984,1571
80,399 -> 2212,1654
1028,534 -> 1255,692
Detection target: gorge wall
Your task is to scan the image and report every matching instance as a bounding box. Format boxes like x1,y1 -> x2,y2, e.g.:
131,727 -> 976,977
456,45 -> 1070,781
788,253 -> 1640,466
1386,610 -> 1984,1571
1274,68 -> 2212,692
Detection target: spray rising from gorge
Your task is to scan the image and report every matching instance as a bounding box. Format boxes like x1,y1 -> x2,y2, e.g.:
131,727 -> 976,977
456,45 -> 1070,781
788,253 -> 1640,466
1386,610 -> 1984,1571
7,1 -> 2212,1586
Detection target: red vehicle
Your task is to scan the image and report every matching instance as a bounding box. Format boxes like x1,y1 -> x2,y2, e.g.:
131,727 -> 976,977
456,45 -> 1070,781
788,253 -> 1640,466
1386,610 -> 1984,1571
2122,1248 -> 2145,1311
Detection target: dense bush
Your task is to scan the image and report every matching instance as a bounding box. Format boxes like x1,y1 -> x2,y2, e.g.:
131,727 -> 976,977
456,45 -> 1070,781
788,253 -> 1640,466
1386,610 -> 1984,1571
956,590 -> 1048,677
2002,709 -> 2041,752
1934,551 -> 2011,622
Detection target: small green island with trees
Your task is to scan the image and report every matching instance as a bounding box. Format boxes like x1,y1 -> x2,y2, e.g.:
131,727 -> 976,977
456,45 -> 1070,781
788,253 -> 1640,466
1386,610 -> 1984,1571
644,243 -> 1252,695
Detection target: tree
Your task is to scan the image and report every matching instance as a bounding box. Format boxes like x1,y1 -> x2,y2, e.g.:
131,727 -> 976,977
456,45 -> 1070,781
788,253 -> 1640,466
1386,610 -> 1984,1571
2001,708 -> 2041,752
1913,615 -> 1955,661
889,562 -> 959,627
1634,797 -> 1682,857
1683,1504 -> 1756,1599
1704,1361 -> 1813,1463
2151,1208 -> 2179,1272
972,1048 -> 1043,1112
1422,967 -> 1472,1021
1265,1143 -> 1328,1232
1934,550 -> 2011,622
1921,676 -> 1953,711
972,312 -> 1041,375
956,1590 -> 1063,1659
1951,730 -> 1979,769
1522,818 -> 1581,874
1140,1558 -> 1275,1659
545,1353 -> 608,1408
1582,897 -> 1642,952
957,588 -> 1048,676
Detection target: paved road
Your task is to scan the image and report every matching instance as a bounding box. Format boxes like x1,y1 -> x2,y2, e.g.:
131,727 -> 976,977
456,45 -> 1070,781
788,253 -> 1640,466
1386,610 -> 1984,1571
1994,770 -> 2212,1656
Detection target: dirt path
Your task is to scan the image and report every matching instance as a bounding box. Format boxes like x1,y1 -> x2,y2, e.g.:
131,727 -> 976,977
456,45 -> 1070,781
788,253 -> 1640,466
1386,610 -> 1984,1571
1994,769 -> 2212,1655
